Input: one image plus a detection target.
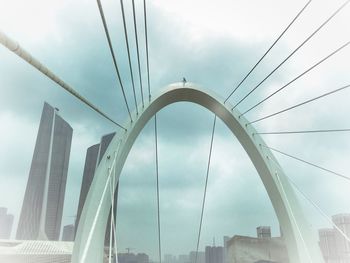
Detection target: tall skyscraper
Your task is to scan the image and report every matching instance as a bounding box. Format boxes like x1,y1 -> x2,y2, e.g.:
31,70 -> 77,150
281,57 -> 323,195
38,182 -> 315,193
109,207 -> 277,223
98,132 -> 115,163
0,207 -> 14,239
16,102 -> 73,241
75,132 -> 117,244
74,143 -> 100,237
62,224 -> 75,241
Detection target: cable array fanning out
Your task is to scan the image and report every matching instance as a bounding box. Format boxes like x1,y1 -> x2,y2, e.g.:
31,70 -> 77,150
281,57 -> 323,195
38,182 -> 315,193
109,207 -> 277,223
1,0 -> 350,262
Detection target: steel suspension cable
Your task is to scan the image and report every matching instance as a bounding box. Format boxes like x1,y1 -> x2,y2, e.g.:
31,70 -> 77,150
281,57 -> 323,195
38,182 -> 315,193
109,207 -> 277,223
247,83 -> 350,124
264,149 -> 350,244
108,164 -> 116,263
154,115 -> 162,263
120,0 -> 139,115
261,144 -> 350,182
232,0 -> 350,110
112,189 -> 119,263
285,174 -> 350,243
108,205 -> 113,263
132,0 -> 145,108
224,0 -> 312,103
0,30 -> 127,131
107,146 -> 121,262
256,128 -> 350,135
97,0 -> 133,122
112,143 -> 122,262
81,154 -> 118,262
195,116 -> 217,263
267,154 -> 350,243
242,40 -> 350,116
111,168 -> 119,262
273,171 -> 313,262
143,0 -> 151,101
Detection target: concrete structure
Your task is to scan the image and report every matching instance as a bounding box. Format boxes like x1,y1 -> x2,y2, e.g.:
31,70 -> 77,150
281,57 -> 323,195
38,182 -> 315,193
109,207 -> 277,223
0,239 -> 73,262
226,227 -> 288,262
0,207 -> 14,239
227,235 -> 289,263
62,224 -> 75,242
73,84 -> 324,263
205,246 -> 224,263
16,102 -> 72,241
257,226 -> 272,239
319,214 -> 350,263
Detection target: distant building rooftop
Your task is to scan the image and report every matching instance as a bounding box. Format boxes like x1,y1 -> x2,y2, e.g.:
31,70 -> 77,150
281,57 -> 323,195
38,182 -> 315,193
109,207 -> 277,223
0,240 -> 73,263
227,235 -> 288,263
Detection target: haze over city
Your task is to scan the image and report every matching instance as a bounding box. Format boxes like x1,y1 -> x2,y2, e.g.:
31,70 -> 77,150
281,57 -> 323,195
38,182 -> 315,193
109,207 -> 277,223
0,0 -> 350,262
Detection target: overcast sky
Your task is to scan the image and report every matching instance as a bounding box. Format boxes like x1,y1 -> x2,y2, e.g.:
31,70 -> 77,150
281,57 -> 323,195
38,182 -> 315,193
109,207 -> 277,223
0,0 -> 350,260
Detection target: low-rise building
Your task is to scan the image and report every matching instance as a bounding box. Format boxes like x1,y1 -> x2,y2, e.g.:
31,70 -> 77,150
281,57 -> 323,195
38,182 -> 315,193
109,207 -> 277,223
0,239 -> 73,263
226,227 -> 288,263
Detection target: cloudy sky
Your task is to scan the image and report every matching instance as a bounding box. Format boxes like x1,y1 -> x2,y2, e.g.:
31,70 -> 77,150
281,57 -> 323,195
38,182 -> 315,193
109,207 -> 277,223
1,0 -> 350,260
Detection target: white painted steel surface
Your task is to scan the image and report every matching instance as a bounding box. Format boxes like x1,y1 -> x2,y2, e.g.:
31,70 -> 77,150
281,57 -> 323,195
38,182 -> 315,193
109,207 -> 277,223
73,83 -> 324,263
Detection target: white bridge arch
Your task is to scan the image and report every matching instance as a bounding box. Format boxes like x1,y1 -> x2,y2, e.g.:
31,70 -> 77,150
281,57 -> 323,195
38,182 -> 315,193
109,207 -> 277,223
72,83 -> 324,263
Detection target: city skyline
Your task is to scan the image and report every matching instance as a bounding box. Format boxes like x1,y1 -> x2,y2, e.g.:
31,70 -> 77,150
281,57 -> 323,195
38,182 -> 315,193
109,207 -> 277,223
0,0 -> 350,260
